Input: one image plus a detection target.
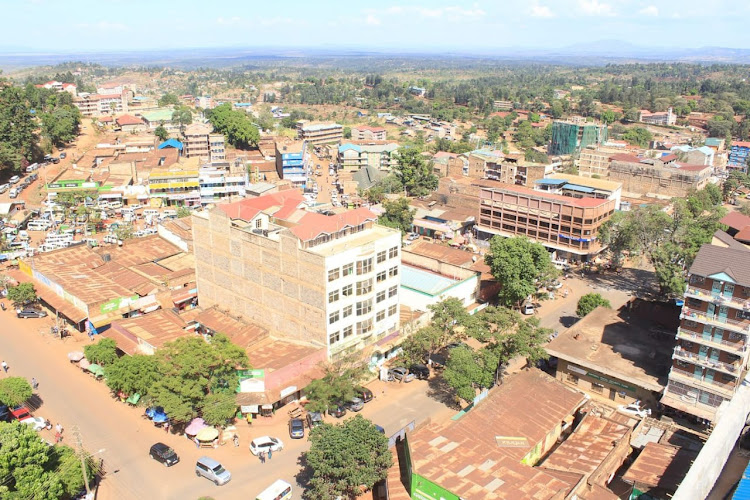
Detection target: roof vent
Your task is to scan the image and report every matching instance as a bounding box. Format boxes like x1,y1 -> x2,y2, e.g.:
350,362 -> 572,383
102,253 -> 111,262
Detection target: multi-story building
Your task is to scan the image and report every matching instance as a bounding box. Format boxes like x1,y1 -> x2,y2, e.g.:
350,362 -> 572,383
351,126 -> 387,141
299,123 -> 343,145
548,121 -> 608,156
73,93 -> 129,117
182,123 -> 225,162
476,184 -> 616,260
35,81 -> 77,96
577,146 -> 625,178
492,100 -> 513,111
639,107 -> 676,126
537,173 -> 622,210
728,141 -> 750,172
338,142 -> 399,172
97,82 -> 136,96
609,155 -> 711,198
661,245 -> 750,422
192,190 -> 402,359
147,158 -> 201,207
199,163 -> 248,205
275,140 -> 309,188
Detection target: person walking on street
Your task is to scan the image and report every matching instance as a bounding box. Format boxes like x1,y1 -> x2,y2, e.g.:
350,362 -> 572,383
233,434 -> 239,447
259,451 -> 266,464
1,361 -> 8,373
268,448 -> 272,460
55,423 -> 63,435
31,378 -> 38,390
163,421 -> 169,433
54,432 -> 62,443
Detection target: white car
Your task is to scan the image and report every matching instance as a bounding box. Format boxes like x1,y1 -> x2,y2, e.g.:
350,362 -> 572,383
20,416 -> 48,431
249,436 -> 284,456
617,401 -> 651,419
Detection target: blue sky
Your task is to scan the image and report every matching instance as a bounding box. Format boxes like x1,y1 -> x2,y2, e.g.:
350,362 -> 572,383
4,0 -> 750,52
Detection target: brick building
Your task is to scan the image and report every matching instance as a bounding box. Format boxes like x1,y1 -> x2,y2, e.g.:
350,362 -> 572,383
351,125 -> 387,141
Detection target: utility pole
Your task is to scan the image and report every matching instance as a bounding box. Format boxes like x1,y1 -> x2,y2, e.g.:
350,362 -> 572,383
72,426 -> 91,496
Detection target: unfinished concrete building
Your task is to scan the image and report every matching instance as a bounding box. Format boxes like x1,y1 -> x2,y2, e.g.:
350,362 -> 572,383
609,159 -> 711,198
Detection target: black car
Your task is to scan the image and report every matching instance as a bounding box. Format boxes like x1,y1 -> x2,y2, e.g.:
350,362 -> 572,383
288,418 -> 305,439
328,403 -> 347,418
149,442 -> 179,467
306,411 -> 324,428
356,386 -> 374,403
409,364 -> 430,380
16,308 -> 47,319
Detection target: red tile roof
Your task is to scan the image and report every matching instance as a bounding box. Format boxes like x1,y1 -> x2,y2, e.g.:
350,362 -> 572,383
217,189 -> 305,222
660,154 -> 677,162
733,141 -> 750,148
721,211 -> 750,231
116,114 -> 144,126
98,116 -> 114,123
735,227 -> 750,243
290,208 -> 377,242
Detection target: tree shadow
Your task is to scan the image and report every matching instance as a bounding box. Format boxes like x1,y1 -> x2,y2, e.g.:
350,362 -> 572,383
25,393 -> 43,412
295,451 -> 312,492
559,315 -> 580,328
425,376 -> 459,409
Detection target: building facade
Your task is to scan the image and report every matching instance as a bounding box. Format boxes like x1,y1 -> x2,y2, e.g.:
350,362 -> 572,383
192,191 -> 402,360
73,93 -> 129,117
549,121 -> 608,156
609,158 -> 711,198
662,245 -> 750,422
275,140 -> 309,188
351,126 -> 387,141
338,143 -> 399,172
639,108 -> 676,126
476,184 -> 616,259
199,164 -> 248,205
182,123 -> 225,162
728,141 -> 750,172
299,123 -> 344,145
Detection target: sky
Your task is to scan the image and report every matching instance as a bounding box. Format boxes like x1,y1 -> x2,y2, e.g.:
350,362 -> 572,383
2,0 -> 750,53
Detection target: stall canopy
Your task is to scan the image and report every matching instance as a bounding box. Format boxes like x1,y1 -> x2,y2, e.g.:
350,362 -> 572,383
79,358 -> 91,369
185,418 -> 207,435
196,427 -> 219,441
87,364 -> 104,378
67,351 -> 84,362
125,393 -> 141,405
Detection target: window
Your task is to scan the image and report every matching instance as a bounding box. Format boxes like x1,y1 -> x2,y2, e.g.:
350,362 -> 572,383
389,285 -> 398,298
566,373 -> 579,385
388,304 -> 397,317
329,311 -> 339,324
342,263 -> 354,277
357,258 -> 372,275
342,284 -> 353,297
255,218 -> 262,229
328,268 -> 340,282
376,290 -> 386,303
389,266 -> 398,278
357,300 -> 372,316
722,373 -> 736,382
356,279 -> 372,296
343,325 -> 353,338
684,319 -> 697,328
376,271 -> 387,283
389,247 -> 398,259
376,310 -> 386,322
328,290 -> 339,303
591,383 -> 604,394
343,305 -> 353,318
687,297 -> 702,308
357,319 -> 373,336
329,331 -> 340,344
377,251 -> 387,264
690,274 -> 705,285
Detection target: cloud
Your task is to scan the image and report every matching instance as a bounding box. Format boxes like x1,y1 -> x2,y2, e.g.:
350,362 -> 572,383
578,0 -> 615,16
381,5 -> 485,19
365,13 -> 381,25
530,4 -> 555,18
639,5 -> 659,16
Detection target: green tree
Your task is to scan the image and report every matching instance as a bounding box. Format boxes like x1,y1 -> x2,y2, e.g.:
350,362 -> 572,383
576,293 -> 612,317
83,338 -> 119,366
378,198 -> 415,234
485,236 -> 557,308
104,354 -> 160,397
206,103 -> 260,149
600,109 -> 619,125
443,346 -> 494,402
304,415 -> 392,500
0,421 -> 64,499
6,282 -> 37,306
623,108 -> 640,122
176,206 -> 191,218
622,127 -> 653,147
0,377 -> 33,407
114,222 -> 135,241
40,105 -> 81,147
50,445 -> 99,499
392,148 -> 438,197
304,357 -> 368,413
152,334 -> 249,424
200,393 -> 238,427
154,125 -> 169,142
524,149 -> 549,163
158,93 -> 179,107
171,106 -> 193,132
343,126 -> 352,139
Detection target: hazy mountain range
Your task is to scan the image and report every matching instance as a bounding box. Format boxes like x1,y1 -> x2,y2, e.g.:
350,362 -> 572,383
2,41 -> 750,71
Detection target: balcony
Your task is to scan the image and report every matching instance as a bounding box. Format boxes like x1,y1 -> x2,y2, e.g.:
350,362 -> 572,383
672,347 -> 741,376
676,328 -> 747,355
680,307 -> 750,334
684,287 -> 750,313
668,367 -> 737,398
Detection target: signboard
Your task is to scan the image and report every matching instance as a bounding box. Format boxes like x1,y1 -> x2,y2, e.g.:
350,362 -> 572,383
99,295 -> 138,314
411,473 -> 460,500
586,371 -> 636,392
280,386 -> 298,398
238,369 -> 264,379
568,364 -> 588,376
495,436 -> 530,448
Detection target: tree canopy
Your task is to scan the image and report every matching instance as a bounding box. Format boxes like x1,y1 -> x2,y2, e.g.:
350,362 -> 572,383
154,125 -> 169,142
206,103 -> 260,149
83,338 -> 119,366
576,293 -> 612,317
304,415 -> 392,500
0,377 -> 33,407
377,198 -> 415,234
6,282 -> 37,306
485,236 -> 557,308
392,148 -> 438,197
304,356 -> 368,413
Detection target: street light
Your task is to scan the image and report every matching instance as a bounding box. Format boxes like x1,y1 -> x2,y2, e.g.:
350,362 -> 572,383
80,447 -> 106,496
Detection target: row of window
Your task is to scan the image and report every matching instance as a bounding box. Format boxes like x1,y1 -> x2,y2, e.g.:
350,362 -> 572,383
329,305 -> 398,345
329,283 -> 398,304
327,248 -> 399,282
329,286 -> 398,319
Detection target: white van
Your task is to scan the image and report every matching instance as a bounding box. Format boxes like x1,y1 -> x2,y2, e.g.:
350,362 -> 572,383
161,209 -> 177,218
522,303 -> 535,315
143,209 -> 159,218
0,184 -> 8,194
108,201 -> 123,210
256,480 -> 292,500
8,175 -> 20,185
27,220 -> 51,231
9,188 -> 19,199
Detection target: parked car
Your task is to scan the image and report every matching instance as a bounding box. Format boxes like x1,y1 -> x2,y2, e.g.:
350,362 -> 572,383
20,416 -> 48,431
59,152 -> 66,159
409,364 -> 430,380
8,175 -> 20,184
547,281 -> 563,290
288,418 -> 305,439
328,402 -> 347,418
149,442 -> 179,467
0,404 -> 8,422
407,232 -> 420,241
355,386 -> 374,403
16,308 -> 47,319
10,406 -> 31,421
617,401 -> 651,419
306,411 -> 324,428
249,436 -> 284,456
195,456 -> 231,486
522,303 -> 535,315
374,424 -> 386,434
388,367 -> 415,383
346,397 -> 364,412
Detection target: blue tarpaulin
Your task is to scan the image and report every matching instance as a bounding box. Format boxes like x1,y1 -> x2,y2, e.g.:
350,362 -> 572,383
158,139 -> 183,151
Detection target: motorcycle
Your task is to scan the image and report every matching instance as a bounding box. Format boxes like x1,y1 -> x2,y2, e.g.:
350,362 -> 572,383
0,303 -> 5,311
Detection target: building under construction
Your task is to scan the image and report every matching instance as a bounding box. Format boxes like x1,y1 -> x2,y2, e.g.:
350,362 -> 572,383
609,159 -> 711,198
549,121 -> 608,156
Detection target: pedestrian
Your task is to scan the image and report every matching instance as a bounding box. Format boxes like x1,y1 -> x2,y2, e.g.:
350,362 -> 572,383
163,421 -> 169,433
259,451 -> 266,464
246,413 -> 253,426
55,432 -> 62,443
31,378 -> 38,390
55,423 -> 63,435
268,448 -> 272,460
233,434 -> 239,447
1,361 -> 7,373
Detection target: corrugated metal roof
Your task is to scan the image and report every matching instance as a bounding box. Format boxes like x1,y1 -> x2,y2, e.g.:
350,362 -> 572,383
563,184 -> 596,193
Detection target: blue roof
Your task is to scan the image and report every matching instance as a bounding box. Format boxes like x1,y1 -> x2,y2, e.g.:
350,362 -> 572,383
158,139 -> 183,151
697,146 -> 714,155
339,144 -> 361,153
562,184 -> 595,194
733,460 -> 750,499
535,178 -> 567,186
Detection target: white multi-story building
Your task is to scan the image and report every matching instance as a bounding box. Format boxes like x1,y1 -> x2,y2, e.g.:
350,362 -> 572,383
193,190 -> 402,360
199,164 -> 247,205
73,93 -> 128,117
